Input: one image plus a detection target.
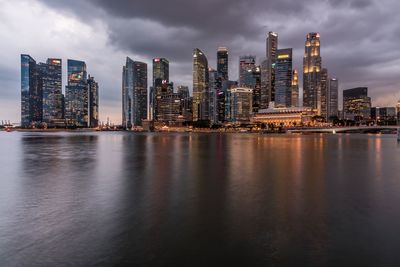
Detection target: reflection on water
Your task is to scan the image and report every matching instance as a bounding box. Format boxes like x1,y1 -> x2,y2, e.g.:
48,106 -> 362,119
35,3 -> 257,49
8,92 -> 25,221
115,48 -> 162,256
0,132 -> 400,266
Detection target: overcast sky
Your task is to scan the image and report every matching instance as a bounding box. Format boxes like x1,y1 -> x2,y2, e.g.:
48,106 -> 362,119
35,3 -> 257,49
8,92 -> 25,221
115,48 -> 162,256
1,0 -> 399,124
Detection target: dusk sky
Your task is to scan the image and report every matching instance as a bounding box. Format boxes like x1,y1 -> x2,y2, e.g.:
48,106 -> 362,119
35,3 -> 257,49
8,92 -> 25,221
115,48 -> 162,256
1,0 -> 399,124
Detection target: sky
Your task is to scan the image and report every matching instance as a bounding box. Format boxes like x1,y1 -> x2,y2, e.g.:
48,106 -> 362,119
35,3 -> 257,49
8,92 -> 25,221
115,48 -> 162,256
0,0 -> 399,124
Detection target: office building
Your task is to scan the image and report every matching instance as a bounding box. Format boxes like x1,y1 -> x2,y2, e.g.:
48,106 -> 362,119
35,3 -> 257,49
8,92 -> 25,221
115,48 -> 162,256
192,48 -> 209,121
177,85 -> 192,121
303,32 -> 322,113
260,58 -> 269,109
320,68 -> 328,120
238,55 -> 256,87
291,69 -> 299,107
152,58 -> 169,120
88,75 -> 99,128
343,87 -> 371,121
275,49 -> 293,108
328,78 -> 339,119
65,59 -> 88,127
122,57 -> 147,128
217,47 -> 228,81
226,87 -> 253,122
266,32 -> 278,105
21,54 -> 41,127
209,68 -> 218,124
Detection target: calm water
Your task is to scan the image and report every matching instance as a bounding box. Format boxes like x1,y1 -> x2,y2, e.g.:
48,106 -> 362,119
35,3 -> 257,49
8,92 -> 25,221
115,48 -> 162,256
0,132 -> 400,266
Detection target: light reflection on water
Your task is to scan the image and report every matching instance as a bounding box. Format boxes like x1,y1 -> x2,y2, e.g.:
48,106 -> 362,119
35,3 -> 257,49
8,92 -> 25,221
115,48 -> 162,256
0,132 -> 399,266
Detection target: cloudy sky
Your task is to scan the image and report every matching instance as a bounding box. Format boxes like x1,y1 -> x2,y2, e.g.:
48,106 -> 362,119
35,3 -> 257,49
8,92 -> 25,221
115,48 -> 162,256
1,0 -> 399,124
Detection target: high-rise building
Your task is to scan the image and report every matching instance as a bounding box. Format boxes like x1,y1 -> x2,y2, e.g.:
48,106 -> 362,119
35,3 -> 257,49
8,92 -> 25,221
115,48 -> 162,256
192,48 -> 209,121
217,47 -> 228,81
226,87 -> 253,122
275,49 -> 293,108
238,55 -> 256,87
21,54 -> 41,127
177,85 -> 192,121
328,78 -> 339,119
266,32 -> 278,105
260,58 -> 269,109
87,75 -> 99,128
343,87 -> 371,121
65,59 -> 88,127
303,32 -> 322,113
152,58 -> 169,120
38,58 -> 63,124
208,68 -> 218,124
397,100 -> 400,123
291,69 -> 299,107
320,68 -> 328,120
122,57 -> 147,128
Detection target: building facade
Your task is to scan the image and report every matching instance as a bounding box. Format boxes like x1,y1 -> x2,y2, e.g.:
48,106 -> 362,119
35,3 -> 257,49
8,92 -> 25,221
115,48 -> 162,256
226,87 -> 253,123
291,69 -> 299,107
266,32 -> 278,106
343,87 -> 371,121
303,32 -> 322,113
88,75 -> 99,128
192,48 -> 209,121
328,78 -> 339,119
217,47 -> 228,81
275,49 -> 293,108
21,54 -> 41,127
65,59 -> 88,127
122,57 -> 147,128
238,55 -> 256,87
320,68 -> 328,120
152,58 -> 169,121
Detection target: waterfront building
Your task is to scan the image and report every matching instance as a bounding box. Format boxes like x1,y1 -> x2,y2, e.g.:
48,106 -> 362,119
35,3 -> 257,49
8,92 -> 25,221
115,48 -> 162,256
152,58 -> 169,121
275,49 -> 293,108
226,87 -> 253,123
253,107 -> 316,127
209,68 -> 218,124
177,85 -> 192,122
371,107 -> 397,125
303,32 -> 322,113
20,54 -> 41,127
260,58 -> 269,109
320,68 -> 328,120
122,57 -> 147,128
192,48 -> 209,122
38,58 -> 63,124
88,75 -> 99,128
65,59 -> 88,127
266,32 -> 278,105
328,78 -> 339,119
291,69 -> 299,107
217,47 -> 228,81
343,87 -> 371,121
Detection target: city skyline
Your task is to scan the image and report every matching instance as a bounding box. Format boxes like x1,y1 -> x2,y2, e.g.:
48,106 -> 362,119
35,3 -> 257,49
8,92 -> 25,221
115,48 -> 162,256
1,0 -> 400,124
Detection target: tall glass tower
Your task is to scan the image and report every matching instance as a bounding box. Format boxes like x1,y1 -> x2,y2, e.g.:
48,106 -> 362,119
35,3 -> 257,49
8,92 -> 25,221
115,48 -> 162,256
217,47 -> 228,81
192,48 -> 209,122
152,58 -> 169,121
266,32 -> 278,105
122,57 -> 147,128
303,32 -> 322,113
88,75 -> 99,128
21,54 -> 40,127
275,49 -> 293,108
65,59 -> 88,127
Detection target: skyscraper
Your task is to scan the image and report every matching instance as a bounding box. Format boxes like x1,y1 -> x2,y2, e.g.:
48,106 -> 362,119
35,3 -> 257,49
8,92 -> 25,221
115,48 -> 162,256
192,48 -> 209,121
217,47 -> 228,81
122,57 -> 147,128
208,68 -> 218,124
328,78 -> 339,119
343,87 -> 371,121
238,55 -> 256,87
291,69 -> 299,107
38,58 -> 63,124
303,32 -> 322,113
21,54 -> 41,127
88,75 -> 99,128
260,58 -> 269,109
65,59 -> 88,127
152,58 -> 169,121
275,49 -> 293,108
320,68 -> 328,120
226,87 -> 253,122
266,32 -> 278,105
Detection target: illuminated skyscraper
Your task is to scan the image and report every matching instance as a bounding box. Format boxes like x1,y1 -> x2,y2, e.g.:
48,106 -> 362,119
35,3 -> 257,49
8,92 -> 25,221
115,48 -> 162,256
38,58 -> 63,124
151,58 -> 169,120
260,58 -> 269,109
122,57 -> 147,128
226,87 -> 253,122
275,49 -> 293,108
291,69 -> 299,107
88,75 -> 99,128
21,54 -> 41,127
266,32 -> 278,105
320,68 -> 328,120
303,32 -> 322,113
65,59 -> 88,127
192,48 -> 209,121
343,87 -> 371,121
328,78 -> 339,119
209,68 -> 218,124
217,47 -> 228,81
238,55 -> 256,87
